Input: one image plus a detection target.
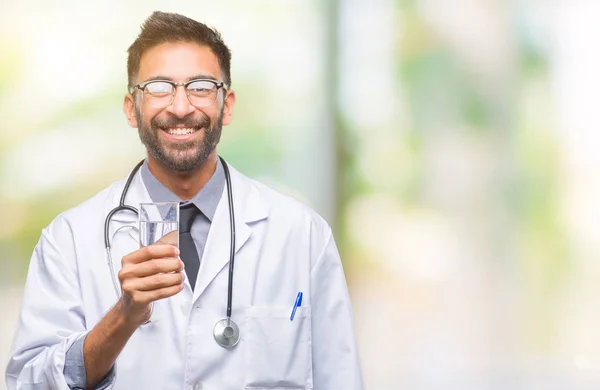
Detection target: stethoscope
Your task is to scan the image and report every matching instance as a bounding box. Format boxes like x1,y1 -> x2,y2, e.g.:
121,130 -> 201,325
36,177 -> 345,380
104,156 -> 240,348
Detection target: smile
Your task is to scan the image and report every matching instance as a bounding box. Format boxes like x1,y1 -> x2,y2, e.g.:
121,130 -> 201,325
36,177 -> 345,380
162,127 -> 198,135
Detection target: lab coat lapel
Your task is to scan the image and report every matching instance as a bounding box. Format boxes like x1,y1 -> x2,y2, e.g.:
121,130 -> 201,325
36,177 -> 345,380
193,164 -> 268,300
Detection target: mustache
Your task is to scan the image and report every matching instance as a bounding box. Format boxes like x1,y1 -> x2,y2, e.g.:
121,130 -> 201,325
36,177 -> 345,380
151,114 -> 210,129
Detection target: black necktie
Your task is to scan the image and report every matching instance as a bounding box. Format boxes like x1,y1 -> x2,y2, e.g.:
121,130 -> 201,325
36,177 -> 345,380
179,203 -> 201,291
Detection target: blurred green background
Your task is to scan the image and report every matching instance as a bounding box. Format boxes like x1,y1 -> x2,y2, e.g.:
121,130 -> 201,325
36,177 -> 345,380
3,0 -> 600,388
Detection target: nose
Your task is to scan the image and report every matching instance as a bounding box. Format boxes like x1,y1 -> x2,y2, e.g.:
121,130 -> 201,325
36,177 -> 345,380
166,86 -> 195,118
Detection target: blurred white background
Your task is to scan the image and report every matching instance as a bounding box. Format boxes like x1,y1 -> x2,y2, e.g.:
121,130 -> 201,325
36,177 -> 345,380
3,0 -> 600,388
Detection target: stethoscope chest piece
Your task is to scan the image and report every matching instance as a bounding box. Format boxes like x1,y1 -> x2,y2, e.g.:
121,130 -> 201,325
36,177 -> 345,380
213,318 -> 240,348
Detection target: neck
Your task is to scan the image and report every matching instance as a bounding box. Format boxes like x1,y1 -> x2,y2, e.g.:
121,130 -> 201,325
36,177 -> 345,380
146,153 -> 218,200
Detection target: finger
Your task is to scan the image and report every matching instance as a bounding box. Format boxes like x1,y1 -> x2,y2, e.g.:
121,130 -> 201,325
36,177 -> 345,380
121,258 -> 184,279
135,283 -> 185,304
156,230 -> 178,246
121,271 -> 184,296
123,244 -> 179,265
134,272 -> 186,292
119,259 -> 184,286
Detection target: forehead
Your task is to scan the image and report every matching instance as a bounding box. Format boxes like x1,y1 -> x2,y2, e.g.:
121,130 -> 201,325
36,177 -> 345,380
137,41 -> 222,83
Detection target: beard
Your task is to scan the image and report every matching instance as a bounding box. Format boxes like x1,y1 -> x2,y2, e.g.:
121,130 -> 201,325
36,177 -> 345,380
136,106 -> 223,172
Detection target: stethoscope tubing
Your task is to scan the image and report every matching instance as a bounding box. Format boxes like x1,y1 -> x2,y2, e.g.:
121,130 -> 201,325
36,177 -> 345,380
221,159 -> 236,319
103,159 -> 144,249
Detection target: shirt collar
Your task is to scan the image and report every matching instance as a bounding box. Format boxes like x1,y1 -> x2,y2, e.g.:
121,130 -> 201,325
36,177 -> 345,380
140,159 -> 225,222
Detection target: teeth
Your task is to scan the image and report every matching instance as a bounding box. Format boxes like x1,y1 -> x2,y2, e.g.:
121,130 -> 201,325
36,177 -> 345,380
167,128 -> 195,135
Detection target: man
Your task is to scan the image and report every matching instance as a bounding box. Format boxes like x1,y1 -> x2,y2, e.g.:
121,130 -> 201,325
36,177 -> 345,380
6,11 -> 363,390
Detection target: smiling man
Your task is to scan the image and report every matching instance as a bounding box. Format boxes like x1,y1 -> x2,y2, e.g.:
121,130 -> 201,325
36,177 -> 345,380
6,11 -> 364,390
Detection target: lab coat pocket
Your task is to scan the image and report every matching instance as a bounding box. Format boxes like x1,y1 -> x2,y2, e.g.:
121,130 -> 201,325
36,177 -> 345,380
244,305 -> 313,389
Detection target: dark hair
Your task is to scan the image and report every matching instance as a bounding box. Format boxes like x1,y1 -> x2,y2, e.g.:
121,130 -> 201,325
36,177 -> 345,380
127,11 -> 232,90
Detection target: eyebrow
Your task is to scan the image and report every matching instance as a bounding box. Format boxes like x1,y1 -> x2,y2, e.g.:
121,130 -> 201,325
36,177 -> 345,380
142,74 -> 219,83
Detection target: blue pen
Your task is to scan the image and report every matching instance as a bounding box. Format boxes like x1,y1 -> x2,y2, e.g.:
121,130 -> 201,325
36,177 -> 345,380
290,292 -> 303,321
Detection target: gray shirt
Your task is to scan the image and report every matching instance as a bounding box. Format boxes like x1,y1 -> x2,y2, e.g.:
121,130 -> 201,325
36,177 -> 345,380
63,159 -> 225,389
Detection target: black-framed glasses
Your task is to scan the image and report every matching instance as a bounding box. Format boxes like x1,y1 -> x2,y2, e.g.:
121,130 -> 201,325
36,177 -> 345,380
130,79 -> 226,109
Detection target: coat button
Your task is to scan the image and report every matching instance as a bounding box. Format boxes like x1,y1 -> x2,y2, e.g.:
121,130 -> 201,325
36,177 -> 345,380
192,382 -> 203,390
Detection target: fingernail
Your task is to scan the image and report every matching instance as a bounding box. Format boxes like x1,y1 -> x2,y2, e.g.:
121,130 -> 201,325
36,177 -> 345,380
174,247 -> 180,255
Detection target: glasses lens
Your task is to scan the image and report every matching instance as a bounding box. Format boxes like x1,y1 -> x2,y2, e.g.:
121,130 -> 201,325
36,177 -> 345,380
187,80 -> 218,108
144,81 -> 174,108
145,81 -> 174,96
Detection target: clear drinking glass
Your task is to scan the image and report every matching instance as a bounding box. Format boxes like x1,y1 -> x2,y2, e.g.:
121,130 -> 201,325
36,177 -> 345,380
139,202 -> 179,248
138,202 -> 179,324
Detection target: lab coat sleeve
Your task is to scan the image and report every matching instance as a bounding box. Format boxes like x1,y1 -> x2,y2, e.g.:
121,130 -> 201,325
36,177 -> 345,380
5,217 -> 115,390
310,232 -> 364,390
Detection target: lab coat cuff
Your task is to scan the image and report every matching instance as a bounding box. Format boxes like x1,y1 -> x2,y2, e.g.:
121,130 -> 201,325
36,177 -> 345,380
94,366 -> 116,390
64,333 -> 86,389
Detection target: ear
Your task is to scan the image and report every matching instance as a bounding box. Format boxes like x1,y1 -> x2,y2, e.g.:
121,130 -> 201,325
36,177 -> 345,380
221,89 -> 236,126
123,93 -> 138,128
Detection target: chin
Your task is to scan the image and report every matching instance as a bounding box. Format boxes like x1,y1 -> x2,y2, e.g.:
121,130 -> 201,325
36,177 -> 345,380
165,153 -> 210,172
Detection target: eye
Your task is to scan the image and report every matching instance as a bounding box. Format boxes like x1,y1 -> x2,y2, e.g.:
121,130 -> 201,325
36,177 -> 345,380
145,81 -> 173,96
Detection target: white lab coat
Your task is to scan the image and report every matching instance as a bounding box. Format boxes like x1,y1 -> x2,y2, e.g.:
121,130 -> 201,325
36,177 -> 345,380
6,163 -> 363,390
